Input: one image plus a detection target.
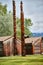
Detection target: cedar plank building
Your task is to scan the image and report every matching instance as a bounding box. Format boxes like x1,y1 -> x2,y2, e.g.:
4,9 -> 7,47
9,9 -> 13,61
0,36 -> 43,56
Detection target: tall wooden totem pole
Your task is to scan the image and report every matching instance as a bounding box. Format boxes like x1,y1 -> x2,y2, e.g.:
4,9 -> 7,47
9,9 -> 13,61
13,0 -> 17,55
20,1 -> 25,56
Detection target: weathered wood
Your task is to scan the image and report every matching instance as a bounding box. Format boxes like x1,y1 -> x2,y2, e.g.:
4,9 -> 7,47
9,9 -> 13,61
40,38 -> 42,54
13,0 -> 17,55
0,41 -> 5,56
20,1 -> 25,56
32,43 -> 34,54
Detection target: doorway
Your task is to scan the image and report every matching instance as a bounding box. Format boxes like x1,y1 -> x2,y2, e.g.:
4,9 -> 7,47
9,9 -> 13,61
25,43 -> 33,55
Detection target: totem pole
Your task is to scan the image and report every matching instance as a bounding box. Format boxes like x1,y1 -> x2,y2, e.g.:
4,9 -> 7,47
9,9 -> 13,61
13,0 -> 17,55
20,1 -> 25,56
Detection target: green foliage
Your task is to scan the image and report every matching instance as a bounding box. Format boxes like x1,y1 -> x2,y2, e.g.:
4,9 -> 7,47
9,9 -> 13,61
0,13 -> 13,36
0,14 -> 32,37
0,3 -> 7,15
16,18 -> 32,38
0,3 -> 32,37
24,18 -> 33,35
0,3 -> 13,36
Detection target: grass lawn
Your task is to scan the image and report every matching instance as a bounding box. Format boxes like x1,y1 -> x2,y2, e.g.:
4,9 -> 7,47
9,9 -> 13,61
0,55 -> 43,65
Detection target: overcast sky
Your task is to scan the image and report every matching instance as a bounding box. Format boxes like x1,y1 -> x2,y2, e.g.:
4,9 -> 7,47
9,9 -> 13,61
0,0 -> 43,33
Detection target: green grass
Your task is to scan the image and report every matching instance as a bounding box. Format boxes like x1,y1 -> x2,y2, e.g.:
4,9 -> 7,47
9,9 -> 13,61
0,55 -> 43,65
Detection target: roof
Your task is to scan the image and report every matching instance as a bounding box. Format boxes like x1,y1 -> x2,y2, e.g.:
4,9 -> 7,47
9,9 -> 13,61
25,37 -> 41,44
0,36 -> 42,45
0,36 -> 13,41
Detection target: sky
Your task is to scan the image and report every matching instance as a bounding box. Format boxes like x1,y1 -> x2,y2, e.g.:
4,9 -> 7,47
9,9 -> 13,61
0,0 -> 43,33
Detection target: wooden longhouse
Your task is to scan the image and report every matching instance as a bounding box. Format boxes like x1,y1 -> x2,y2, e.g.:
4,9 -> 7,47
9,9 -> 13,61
0,36 -> 43,56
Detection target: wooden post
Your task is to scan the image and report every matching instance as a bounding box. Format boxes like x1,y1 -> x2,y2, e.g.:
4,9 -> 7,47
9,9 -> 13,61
32,43 -> 34,54
40,38 -> 42,54
13,0 -> 17,55
20,1 -> 25,56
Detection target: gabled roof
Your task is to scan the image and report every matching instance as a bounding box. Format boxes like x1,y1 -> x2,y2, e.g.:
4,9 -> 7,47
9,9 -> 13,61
0,36 -> 42,45
0,36 -> 13,41
25,37 -> 41,44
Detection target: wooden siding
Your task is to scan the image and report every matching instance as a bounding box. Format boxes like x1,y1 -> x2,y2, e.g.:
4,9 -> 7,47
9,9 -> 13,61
0,41 -> 5,56
0,36 -> 43,56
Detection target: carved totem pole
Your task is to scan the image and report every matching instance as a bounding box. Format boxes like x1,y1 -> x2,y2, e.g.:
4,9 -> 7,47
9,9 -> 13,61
20,1 -> 25,56
13,0 -> 17,55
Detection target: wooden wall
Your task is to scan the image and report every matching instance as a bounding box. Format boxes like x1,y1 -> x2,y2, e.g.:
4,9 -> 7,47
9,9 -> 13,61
0,41 -> 5,56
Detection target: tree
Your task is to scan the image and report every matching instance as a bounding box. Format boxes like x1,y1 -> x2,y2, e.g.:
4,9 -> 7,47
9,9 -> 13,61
0,3 -> 7,15
0,3 -> 13,36
0,3 -> 32,37
16,18 -> 32,38
0,13 -> 13,36
24,18 -> 32,35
